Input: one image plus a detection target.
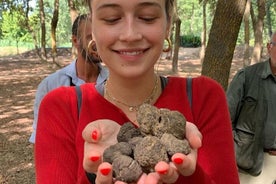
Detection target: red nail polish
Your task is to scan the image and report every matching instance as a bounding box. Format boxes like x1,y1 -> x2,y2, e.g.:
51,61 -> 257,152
100,168 -> 111,176
90,156 -> 100,162
91,130 -> 98,141
157,169 -> 168,175
173,157 -> 183,164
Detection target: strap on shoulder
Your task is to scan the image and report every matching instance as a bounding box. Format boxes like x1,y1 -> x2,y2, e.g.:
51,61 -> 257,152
75,85 -> 82,118
75,86 -> 97,183
186,77 -> 192,109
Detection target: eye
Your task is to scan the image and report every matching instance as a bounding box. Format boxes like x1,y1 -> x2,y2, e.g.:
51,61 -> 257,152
103,17 -> 121,24
139,16 -> 157,23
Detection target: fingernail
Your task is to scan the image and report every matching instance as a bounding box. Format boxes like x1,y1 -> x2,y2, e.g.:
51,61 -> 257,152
91,130 -> 98,141
173,157 -> 183,164
157,169 -> 168,175
90,156 -> 100,162
100,168 -> 111,176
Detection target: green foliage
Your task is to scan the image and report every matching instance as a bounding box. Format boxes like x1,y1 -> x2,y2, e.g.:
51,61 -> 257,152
180,34 -> 201,47
0,0 -> 88,48
177,0 -> 214,39
1,11 -> 32,43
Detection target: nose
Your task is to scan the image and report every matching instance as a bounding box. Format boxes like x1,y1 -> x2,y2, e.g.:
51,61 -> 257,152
119,17 -> 142,42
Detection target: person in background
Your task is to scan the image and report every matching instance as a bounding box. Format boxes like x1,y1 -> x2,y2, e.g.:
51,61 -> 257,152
35,0 -> 239,183
29,14 -> 108,143
227,31 -> 276,184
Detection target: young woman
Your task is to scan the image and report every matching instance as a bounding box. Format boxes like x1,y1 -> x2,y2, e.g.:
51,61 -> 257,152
35,0 -> 239,183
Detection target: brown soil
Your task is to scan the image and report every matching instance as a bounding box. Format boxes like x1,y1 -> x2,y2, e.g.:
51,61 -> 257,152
0,46 -> 262,183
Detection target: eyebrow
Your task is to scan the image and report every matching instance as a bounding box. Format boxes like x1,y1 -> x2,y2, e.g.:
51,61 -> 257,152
96,1 -> 162,11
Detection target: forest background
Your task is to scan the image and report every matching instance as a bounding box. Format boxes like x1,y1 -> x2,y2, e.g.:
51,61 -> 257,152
0,0 -> 276,183
0,0 -> 276,88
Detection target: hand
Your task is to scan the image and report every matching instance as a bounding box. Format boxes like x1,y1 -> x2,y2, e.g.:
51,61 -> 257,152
154,121 -> 202,183
82,119 -> 121,173
83,120 -> 202,184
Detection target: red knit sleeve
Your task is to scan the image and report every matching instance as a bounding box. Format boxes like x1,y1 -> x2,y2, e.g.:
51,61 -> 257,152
35,86 -> 79,183
188,76 -> 239,183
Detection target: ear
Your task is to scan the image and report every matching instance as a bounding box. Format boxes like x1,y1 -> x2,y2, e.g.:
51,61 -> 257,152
72,35 -> 79,47
267,43 -> 272,55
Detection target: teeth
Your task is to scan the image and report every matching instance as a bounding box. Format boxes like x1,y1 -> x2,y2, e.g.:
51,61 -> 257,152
120,51 -> 143,56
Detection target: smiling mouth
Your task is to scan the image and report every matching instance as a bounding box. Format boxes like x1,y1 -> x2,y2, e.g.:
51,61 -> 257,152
115,48 -> 149,56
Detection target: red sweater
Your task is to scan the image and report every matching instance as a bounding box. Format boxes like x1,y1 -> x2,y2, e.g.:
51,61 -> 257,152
35,76 -> 239,184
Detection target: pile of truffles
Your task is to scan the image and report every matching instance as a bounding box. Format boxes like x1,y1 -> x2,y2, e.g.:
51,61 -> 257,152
103,104 -> 191,183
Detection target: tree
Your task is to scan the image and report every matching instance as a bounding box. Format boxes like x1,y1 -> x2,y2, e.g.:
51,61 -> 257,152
1,10 -> 32,54
39,0 -> 47,60
250,0 -> 266,65
199,0 -> 208,64
172,0 -> 182,73
243,0 -> 251,66
265,0 -> 273,37
67,0 -> 78,24
51,0 -> 59,64
202,0 -> 247,90
24,0 -> 41,57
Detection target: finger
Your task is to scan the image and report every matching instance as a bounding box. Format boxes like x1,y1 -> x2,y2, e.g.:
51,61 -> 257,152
142,172 -> 162,184
171,151 -> 197,176
136,173 -> 149,184
82,120 -> 103,143
155,161 -> 178,184
83,142 -> 102,173
114,181 -> 127,184
96,162 -> 113,184
82,119 -> 121,144
185,121 -> 202,149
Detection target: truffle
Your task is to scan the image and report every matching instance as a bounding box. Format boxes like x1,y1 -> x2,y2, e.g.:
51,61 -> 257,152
161,133 -> 191,156
102,104 -> 191,183
112,155 -> 143,183
134,136 -> 169,173
103,142 -> 133,164
117,122 -> 142,142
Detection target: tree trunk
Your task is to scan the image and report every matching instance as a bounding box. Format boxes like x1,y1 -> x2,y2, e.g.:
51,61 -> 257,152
16,39 -> 19,55
250,0 -> 266,65
200,0 -> 207,64
24,0 -> 41,57
67,0 -> 78,24
39,0 -> 47,60
201,0 -> 247,90
67,0 -> 78,58
190,3 -> 195,33
51,0 -> 59,64
172,17 -> 181,73
243,0 -> 251,66
265,0 -> 273,38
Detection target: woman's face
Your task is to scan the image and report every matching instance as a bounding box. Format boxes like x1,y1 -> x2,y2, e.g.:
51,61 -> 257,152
91,0 -> 170,78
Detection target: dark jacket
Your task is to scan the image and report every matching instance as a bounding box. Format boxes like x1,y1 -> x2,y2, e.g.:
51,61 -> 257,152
227,60 -> 268,176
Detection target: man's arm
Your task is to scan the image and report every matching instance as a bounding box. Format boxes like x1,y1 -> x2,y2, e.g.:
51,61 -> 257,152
226,69 -> 246,129
29,78 -> 50,143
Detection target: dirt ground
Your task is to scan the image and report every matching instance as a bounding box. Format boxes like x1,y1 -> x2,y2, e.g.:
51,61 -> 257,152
0,46 -> 261,183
